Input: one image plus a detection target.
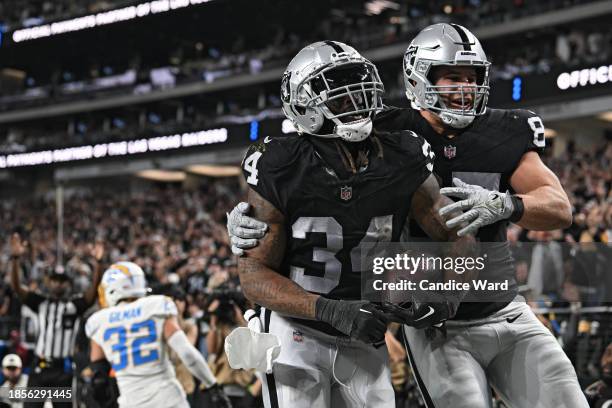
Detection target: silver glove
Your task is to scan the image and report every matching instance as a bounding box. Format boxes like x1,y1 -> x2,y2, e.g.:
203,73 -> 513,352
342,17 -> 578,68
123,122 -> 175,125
438,178 -> 515,237
226,202 -> 268,256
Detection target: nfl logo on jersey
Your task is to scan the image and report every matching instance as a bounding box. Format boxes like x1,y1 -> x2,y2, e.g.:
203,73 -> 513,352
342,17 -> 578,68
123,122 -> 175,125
444,145 -> 457,159
340,185 -> 352,201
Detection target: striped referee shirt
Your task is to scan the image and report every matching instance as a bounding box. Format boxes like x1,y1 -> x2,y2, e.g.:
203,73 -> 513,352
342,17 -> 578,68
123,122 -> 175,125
23,292 -> 88,360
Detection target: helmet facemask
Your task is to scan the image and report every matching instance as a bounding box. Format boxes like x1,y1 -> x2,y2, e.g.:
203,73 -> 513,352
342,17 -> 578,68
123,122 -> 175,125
284,57 -> 384,142
403,24 -> 492,129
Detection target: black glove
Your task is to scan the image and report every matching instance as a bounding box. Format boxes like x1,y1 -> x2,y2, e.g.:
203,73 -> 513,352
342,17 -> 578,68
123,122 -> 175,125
89,360 -> 113,401
204,383 -> 232,408
379,302 -> 455,329
315,297 -> 388,343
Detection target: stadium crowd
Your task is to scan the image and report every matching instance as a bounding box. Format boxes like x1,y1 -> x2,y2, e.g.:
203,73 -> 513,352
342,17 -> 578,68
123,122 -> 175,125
0,136 -> 609,406
1,0 -> 610,115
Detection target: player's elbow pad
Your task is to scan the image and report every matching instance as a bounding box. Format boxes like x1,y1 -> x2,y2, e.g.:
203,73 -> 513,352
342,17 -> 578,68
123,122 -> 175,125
167,329 -> 217,388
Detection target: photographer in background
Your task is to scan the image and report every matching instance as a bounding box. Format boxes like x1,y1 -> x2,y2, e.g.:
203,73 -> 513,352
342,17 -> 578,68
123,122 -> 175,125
205,288 -> 261,408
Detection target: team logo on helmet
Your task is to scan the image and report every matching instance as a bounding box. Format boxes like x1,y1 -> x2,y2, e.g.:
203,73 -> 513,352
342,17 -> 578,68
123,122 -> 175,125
280,72 -> 292,104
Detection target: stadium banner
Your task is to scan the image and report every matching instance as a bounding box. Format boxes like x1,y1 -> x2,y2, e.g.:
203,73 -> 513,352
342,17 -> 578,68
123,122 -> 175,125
0,118 -> 296,169
491,62 -> 612,106
359,242 -> 612,304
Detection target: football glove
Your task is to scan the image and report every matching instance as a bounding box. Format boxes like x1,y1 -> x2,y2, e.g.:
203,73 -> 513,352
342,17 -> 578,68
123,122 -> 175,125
439,178 -> 520,236
202,383 -> 233,408
315,298 -> 388,344
226,202 -> 268,256
379,301 -> 455,330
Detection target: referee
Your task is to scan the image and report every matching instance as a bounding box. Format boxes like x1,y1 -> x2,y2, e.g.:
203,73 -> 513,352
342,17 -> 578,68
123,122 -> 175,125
9,233 -> 103,408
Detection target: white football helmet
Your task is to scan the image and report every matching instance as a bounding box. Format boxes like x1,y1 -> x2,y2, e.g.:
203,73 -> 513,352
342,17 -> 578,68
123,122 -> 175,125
281,41 -> 384,142
403,23 -> 491,128
98,262 -> 148,307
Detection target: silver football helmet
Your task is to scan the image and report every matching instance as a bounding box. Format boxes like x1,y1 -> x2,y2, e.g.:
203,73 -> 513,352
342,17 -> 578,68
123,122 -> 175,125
403,23 -> 490,128
281,41 -> 384,142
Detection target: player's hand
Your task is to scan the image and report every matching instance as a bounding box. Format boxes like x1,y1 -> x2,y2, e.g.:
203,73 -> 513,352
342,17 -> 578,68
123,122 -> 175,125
439,178 -> 515,236
201,383 -> 233,408
315,298 -> 388,344
226,202 -> 268,256
9,233 -> 27,257
379,302 -> 453,329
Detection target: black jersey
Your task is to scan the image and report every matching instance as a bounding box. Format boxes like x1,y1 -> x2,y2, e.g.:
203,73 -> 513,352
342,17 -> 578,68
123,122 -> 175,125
374,106 -> 546,319
241,131 -> 433,334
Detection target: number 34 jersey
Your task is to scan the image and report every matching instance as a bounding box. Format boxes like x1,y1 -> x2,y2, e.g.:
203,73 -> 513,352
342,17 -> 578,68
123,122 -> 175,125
241,132 -> 434,303
86,295 -> 185,407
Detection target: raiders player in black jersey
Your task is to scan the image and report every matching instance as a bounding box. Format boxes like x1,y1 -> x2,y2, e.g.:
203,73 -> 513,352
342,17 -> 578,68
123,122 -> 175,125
228,25 -> 587,408
236,41 -> 475,408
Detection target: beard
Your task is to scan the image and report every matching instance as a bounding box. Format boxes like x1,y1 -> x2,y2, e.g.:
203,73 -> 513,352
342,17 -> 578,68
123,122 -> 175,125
602,372 -> 612,387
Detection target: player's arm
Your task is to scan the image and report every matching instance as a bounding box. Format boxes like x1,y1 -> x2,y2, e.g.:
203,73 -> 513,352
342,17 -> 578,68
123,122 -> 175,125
9,233 -> 30,301
163,315 -> 218,388
509,151 -> 572,230
410,174 -> 459,242
239,187 -> 389,343
238,187 -> 319,319
89,340 -> 113,400
83,241 -> 105,307
383,174 -> 478,328
162,315 -> 232,406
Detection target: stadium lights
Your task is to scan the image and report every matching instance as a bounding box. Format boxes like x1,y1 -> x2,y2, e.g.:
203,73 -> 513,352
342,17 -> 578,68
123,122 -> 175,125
137,169 -> 186,182
186,164 -> 241,177
12,0 -> 213,43
597,112 -> 612,122
0,128 -> 228,169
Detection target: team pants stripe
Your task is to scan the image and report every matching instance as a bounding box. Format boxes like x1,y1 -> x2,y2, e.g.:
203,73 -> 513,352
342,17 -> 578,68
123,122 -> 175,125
403,327 -> 436,408
263,308 -> 279,408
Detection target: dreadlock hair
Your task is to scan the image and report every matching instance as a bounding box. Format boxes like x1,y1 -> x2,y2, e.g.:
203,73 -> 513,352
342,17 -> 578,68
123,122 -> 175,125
333,130 -> 385,174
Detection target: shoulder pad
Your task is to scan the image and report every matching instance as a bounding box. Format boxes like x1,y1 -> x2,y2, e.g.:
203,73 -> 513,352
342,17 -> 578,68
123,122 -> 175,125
139,295 -> 178,318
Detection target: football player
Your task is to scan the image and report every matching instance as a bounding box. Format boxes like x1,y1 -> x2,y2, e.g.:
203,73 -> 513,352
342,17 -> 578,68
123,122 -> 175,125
85,262 -> 231,408
237,41 -> 474,408
228,25 -> 587,408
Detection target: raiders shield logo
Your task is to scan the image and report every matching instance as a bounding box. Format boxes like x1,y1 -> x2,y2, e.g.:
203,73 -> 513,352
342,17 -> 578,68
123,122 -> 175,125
340,185 -> 352,201
444,145 -> 456,159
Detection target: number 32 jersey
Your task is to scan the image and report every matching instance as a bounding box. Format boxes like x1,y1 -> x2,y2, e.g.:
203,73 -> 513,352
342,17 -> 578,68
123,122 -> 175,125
241,132 -> 434,307
86,295 -> 185,407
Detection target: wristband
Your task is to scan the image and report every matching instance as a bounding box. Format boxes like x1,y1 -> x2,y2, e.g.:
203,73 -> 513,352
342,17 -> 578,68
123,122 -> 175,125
508,195 -> 524,223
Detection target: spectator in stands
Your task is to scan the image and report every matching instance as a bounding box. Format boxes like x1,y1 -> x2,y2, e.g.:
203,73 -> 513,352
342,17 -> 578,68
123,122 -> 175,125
0,354 -> 28,408
585,343 -> 612,407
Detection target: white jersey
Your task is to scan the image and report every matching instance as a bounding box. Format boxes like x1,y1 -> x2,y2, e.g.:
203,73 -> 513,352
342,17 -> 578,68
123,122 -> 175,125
86,295 -> 187,408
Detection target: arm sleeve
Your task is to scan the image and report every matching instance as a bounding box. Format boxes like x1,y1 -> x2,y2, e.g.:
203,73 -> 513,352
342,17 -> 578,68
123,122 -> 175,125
23,291 -> 45,312
167,329 -> 217,388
